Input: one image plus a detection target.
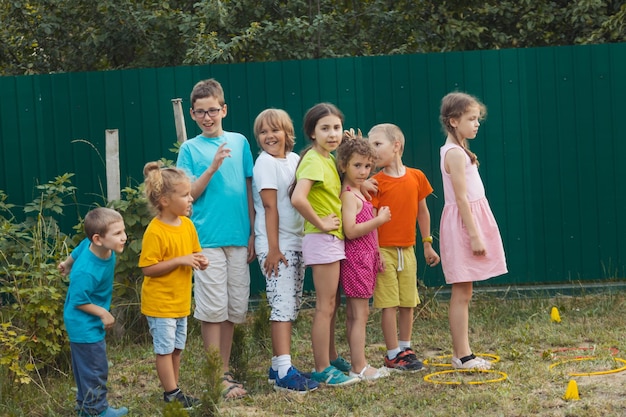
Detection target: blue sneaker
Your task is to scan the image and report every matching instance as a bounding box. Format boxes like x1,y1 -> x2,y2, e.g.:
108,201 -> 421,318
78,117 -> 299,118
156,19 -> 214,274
268,367 -> 278,384
78,406 -> 128,417
330,355 -> 351,373
310,365 -> 360,387
274,366 -> 320,393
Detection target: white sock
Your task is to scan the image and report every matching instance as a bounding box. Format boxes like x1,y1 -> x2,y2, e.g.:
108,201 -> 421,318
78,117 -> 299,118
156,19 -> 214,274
272,354 -> 292,379
387,347 -> 401,360
399,340 -> 411,350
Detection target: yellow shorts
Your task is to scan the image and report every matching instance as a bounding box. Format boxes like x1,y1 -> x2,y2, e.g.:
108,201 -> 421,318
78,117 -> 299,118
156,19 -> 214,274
373,246 -> 420,309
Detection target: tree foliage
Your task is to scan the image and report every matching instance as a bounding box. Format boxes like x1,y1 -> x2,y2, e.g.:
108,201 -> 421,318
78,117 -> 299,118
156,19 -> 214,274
1,0 -> 625,75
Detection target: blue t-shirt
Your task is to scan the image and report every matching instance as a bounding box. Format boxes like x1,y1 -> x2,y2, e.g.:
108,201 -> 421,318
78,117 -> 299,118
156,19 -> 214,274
63,238 -> 116,343
177,131 -> 254,248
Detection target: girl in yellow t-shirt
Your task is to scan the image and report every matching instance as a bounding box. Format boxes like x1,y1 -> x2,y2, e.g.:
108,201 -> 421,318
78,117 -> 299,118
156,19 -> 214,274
139,161 -> 208,409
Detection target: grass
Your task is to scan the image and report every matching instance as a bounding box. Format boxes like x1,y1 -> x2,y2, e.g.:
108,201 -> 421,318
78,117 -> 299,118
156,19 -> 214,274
4,287 -> 626,417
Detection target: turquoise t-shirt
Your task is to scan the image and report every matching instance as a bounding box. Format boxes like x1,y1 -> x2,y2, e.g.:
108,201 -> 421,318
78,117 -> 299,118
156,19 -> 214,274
63,238 -> 116,343
177,131 -> 254,248
295,149 -> 343,240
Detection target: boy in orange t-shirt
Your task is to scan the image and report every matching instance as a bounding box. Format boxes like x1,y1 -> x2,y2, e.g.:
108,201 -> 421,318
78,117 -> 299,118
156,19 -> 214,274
369,123 -> 440,371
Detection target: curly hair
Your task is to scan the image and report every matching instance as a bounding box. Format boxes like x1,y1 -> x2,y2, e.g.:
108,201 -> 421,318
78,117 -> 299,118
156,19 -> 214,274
336,130 -> 375,179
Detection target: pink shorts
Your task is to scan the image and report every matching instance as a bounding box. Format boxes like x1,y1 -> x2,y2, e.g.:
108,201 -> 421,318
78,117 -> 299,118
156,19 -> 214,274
302,233 -> 345,266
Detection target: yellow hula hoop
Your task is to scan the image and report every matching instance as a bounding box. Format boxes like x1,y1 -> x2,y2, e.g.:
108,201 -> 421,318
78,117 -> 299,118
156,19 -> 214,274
549,356 -> 626,377
423,353 -> 501,368
423,369 -> 508,385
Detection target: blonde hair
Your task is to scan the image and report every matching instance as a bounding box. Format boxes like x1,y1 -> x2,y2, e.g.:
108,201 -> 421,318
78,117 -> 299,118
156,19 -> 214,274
143,161 -> 190,213
439,92 -> 487,166
253,108 -> 296,152
368,123 -> 405,154
84,207 -> 123,240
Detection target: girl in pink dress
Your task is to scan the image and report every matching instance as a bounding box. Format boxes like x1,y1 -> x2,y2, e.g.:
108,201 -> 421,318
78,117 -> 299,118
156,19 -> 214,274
439,92 -> 508,370
337,130 -> 391,380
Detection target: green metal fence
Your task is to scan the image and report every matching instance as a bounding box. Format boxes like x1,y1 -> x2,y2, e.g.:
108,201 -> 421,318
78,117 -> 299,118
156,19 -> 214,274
1,43 -> 625,292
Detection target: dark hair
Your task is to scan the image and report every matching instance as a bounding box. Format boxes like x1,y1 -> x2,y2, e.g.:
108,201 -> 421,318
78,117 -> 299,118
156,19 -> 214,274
84,207 -> 123,240
253,108 -> 296,153
336,130 -> 375,181
439,92 -> 486,166
302,102 -> 344,140
143,161 -> 190,214
288,103 -> 345,197
190,78 -> 225,107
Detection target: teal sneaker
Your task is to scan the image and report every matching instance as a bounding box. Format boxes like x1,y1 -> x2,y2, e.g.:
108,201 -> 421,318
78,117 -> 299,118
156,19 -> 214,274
330,355 -> 351,373
310,365 -> 359,387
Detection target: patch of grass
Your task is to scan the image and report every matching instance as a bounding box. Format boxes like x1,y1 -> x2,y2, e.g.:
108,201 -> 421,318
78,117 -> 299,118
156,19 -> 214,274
3,291 -> 626,416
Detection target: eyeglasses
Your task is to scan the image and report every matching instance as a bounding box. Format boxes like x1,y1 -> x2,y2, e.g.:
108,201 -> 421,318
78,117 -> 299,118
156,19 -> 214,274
192,107 -> 223,118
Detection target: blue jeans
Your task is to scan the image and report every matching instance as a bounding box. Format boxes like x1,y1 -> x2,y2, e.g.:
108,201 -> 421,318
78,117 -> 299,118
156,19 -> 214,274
71,340 -> 109,415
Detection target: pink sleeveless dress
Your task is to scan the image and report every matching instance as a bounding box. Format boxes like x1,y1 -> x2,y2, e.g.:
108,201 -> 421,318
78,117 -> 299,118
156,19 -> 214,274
340,188 -> 383,298
439,144 -> 507,283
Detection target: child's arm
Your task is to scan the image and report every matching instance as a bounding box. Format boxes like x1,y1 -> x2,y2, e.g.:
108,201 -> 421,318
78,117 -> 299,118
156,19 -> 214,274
417,199 -> 440,267
360,178 -> 379,201
190,142 -> 231,200
76,303 -> 116,330
246,177 -> 256,263
445,148 -> 486,256
341,192 -> 390,240
142,253 -> 209,277
291,179 -> 340,232
260,189 -> 287,277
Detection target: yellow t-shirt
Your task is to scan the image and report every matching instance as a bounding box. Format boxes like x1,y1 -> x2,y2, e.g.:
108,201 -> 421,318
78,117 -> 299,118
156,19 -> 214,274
295,149 -> 343,240
139,216 -> 201,317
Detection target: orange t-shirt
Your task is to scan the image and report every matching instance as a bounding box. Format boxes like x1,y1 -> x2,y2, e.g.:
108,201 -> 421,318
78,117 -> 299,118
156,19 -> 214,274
370,167 -> 433,247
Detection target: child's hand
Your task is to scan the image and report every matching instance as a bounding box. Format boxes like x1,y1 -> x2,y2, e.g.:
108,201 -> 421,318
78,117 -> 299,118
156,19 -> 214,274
101,311 -> 115,330
319,213 -> 340,232
193,253 -> 209,270
377,206 -> 392,224
58,261 -> 70,276
264,249 -> 288,277
424,247 -> 440,267
360,178 -> 379,201
209,142 -> 231,173
470,236 -> 486,256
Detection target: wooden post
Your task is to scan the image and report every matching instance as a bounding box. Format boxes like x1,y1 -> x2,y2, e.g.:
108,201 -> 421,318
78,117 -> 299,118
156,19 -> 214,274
106,129 -> 121,202
172,98 -> 187,143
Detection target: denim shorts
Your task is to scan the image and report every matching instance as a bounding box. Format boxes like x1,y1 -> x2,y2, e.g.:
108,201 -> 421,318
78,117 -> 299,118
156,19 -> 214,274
146,316 -> 187,355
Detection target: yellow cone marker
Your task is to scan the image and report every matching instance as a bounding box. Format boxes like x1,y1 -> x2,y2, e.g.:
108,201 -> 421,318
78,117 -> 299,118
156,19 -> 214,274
551,307 -> 561,323
563,379 -> 579,400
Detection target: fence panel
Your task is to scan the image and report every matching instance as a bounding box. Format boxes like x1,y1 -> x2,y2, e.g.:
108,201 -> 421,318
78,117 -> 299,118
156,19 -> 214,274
1,44 -> 625,294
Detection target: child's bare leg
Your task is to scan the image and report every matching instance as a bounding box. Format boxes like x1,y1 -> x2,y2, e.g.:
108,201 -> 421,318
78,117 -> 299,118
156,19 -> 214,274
156,353 -> 177,392
449,282 -> 473,358
398,306 -> 414,343
347,297 -> 375,375
311,262 -> 340,372
271,321 -> 292,357
381,307 -> 398,350
329,289 -> 340,361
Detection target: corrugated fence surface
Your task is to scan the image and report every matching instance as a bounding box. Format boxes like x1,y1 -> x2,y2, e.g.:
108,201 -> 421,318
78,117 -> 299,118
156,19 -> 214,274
1,43 -> 625,292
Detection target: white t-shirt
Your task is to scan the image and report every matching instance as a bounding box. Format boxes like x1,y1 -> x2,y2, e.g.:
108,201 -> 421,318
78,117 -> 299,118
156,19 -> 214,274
252,151 -> 304,253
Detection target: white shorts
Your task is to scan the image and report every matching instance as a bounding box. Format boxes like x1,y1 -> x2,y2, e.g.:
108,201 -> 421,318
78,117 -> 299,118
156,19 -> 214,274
193,247 -> 250,324
257,250 -> 305,322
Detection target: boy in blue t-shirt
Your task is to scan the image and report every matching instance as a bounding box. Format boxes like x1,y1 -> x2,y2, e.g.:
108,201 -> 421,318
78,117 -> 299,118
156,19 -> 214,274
62,207 -> 128,417
176,78 -> 254,400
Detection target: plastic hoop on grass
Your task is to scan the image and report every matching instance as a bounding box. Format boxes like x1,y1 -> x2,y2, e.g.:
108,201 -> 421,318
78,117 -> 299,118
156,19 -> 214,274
549,346 -> 619,359
423,369 -> 508,385
549,357 -> 626,377
423,353 -> 501,368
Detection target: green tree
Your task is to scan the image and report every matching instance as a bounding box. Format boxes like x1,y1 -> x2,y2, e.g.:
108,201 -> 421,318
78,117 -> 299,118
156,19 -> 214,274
1,0 -> 624,75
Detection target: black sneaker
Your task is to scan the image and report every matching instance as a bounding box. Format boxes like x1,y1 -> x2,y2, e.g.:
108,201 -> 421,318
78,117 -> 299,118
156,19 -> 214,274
384,347 -> 425,372
164,388 -> 201,410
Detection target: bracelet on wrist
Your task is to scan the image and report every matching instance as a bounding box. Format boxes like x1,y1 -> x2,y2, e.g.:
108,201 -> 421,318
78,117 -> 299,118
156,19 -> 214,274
422,235 -> 433,244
